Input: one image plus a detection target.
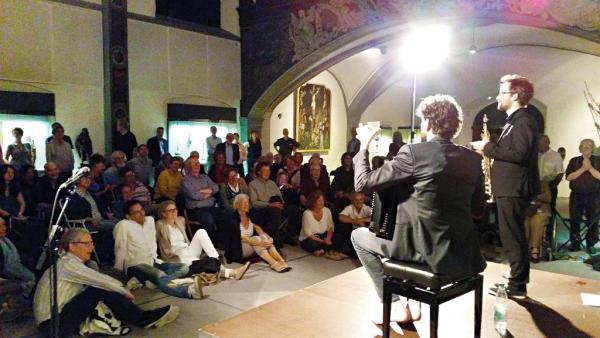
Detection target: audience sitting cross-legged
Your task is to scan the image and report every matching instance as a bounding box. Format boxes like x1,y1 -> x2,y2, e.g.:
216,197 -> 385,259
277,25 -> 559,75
34,228 -> 179,338
155,200 -> 250,280
300,190 -> 351,260
233,194 -> 291,273
113,200 -> 204,300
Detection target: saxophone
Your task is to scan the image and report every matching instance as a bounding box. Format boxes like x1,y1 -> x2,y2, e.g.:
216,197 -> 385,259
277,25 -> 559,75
482,114 -> 493,202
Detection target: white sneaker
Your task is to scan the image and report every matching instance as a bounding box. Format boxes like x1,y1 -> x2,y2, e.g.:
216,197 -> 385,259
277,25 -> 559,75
145,281 -> 157,289
126,277 -> 143,291
188,276 -> 204,299
167,277 -> 194,287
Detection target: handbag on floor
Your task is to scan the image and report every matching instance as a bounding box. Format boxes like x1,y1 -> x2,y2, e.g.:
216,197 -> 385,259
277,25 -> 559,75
187,256 -> 221,275
79,301 -> 131,336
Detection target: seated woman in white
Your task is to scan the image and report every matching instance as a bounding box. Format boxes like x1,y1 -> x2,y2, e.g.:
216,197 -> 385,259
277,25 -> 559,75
233,194 -> 291,273
155,200 -> 249,280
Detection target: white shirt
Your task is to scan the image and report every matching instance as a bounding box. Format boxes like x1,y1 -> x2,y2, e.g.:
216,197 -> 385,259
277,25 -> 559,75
538,149 -> 564,181
240,220 -> 255,238
113,216 -> 159,271
300,208 -> 334,242
169,226 -> 188,256
340,204 -> 372,220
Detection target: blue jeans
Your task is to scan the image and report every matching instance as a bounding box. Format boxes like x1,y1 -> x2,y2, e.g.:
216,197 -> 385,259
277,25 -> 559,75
127,261 -> 190,299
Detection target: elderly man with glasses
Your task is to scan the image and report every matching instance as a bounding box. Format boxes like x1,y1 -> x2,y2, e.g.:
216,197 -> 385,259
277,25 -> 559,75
34,228 -> 179,338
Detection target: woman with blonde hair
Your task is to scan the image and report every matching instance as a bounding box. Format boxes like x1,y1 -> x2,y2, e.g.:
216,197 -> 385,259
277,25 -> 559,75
155,200 -> 250,280
233,194 -> 291,273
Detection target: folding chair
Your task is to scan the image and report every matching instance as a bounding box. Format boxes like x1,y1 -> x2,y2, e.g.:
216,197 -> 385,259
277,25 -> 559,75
59,199 -> 102,264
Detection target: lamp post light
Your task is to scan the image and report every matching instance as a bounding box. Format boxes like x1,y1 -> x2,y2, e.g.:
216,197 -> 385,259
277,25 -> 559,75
401,24 -> 451,142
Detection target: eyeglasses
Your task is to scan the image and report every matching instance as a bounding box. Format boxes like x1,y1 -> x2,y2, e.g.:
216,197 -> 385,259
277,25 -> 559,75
499,91 -> 515,95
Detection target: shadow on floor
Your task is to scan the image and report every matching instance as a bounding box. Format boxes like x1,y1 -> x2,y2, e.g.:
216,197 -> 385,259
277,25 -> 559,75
514,297 -> 592,338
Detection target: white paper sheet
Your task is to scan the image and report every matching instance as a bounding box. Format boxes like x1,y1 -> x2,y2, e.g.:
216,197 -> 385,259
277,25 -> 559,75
580,293 -> 600,307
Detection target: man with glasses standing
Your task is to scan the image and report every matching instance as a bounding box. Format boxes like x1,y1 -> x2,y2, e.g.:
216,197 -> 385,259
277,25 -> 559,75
472,74 -> 540,299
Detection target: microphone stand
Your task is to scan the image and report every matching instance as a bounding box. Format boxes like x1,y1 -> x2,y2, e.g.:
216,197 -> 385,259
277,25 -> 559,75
40,184 -> 76,338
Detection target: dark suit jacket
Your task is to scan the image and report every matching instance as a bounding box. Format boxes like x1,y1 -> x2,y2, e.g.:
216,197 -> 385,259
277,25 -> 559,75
483,108 -> 540,199
147,136 -> 168,166
215,142 -> 240,166
65,192 -> 95,220
354,136 -> 486,278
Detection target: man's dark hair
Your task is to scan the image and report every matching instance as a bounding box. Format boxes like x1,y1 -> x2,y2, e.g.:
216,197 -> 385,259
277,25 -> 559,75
416,94 -> 463,140
157,126 -> 164,130
89,153 -> 105,167
224,167 -> 238,178
500,74 -> 534,106
118,166 -> 134,178
256,161 -> 271,172
123,200 -> 143,216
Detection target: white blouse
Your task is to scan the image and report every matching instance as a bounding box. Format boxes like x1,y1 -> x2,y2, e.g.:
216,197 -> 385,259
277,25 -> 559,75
300,208 -> 334,242
168,225 -> 188,255
240,220 -> 255,238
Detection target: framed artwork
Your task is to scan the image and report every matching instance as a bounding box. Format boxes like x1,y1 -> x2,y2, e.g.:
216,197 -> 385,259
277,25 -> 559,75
294,83 -> 331,152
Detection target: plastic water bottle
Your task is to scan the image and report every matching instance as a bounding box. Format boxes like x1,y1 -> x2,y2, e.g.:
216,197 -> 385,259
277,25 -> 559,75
494,284 -> 508,336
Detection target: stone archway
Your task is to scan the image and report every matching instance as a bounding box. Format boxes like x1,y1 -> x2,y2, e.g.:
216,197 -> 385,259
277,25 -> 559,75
240,0 -> 600,123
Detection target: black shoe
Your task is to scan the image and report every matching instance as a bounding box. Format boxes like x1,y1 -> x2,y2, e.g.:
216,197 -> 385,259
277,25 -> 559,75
489,285 -> 527,300
139,305 -> 180,328
586,246 -> 597,255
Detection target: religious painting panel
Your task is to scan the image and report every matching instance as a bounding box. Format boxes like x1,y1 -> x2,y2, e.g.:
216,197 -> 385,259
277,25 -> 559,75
294,83 -> 331,152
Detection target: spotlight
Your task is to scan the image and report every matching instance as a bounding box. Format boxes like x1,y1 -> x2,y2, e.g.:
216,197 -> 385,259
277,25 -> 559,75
469,45 -> 477,54
401,24 -> 451,73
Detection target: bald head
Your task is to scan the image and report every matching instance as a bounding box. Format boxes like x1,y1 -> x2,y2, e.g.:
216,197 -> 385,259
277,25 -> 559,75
44,161 -> 59,179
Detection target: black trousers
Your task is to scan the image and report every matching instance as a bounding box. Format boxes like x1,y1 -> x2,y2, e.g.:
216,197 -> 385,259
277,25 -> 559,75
300,232 -> 347,253
38,287 -> 144,338
569,192 -> 599,248
251,205 -> 300,248
188,206 -> 243,263
496,196 -> 530,287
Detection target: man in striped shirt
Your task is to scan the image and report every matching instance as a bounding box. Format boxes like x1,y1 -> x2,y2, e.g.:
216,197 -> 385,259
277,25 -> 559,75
34,228 -> 179,337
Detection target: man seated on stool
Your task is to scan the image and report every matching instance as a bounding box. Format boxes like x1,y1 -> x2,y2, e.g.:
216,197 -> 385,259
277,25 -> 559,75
113,200 -> 204,300
34,228 -> 179,338
351,94 -> 486,324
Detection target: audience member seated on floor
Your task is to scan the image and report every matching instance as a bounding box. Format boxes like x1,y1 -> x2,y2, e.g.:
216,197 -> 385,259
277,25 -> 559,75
154,152 -> 172,183
18,164 -> 39,217
34,228 -> 179,337
248,161 -> 300,248
300,163 -> 332,207
46,125 -> 74,175
113,200 -> 204,300
103,150 -> 127,186
352,94 -> 486,324
0,219 -> 35,294
66,174 -> 117,261
219,167 -> 249,214
88,153 -> 114,212
565,138 -> 600,254
300,191 -> 349,260
119,167 -> 152,209
155,156 -> 183,202
128,144 -> 153,187
337,192 -> 371,250
277,172 -> 300,206
155,200 -> 249,280
233,194 -> 291,273
331,152 -> 355,211
524,181 -> 551,263
371,155 -> 385,170
181,158 -> 241,260
208,151 -> 229,185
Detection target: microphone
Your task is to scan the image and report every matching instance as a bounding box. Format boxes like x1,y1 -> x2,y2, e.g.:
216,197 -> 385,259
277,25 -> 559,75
59,167 -> 91,189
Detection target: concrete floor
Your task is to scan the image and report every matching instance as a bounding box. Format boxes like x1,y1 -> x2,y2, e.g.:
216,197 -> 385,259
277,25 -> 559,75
4,197 -> 599,338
